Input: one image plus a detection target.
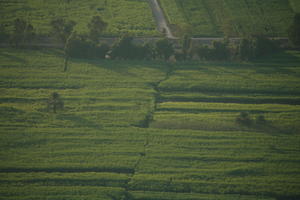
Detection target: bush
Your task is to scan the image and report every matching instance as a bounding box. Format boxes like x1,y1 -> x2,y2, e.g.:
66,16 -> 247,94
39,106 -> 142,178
238,38 -> 253,60
10,18 -> 35,48
196,45 -> 212,61
195,41 -> 230,61
210,41 -> 230,61
255,115 -> 267,126
110,35 -> 152,60
155,38 -> 174,60
238,35 -> 279,60
67,35 -> 109,59
236,112 -> 252,126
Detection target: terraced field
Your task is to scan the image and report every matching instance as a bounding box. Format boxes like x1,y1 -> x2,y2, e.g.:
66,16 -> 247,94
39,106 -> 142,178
1,48 -> 300,199
159,0 -> 300,37
0,0 -> 158,36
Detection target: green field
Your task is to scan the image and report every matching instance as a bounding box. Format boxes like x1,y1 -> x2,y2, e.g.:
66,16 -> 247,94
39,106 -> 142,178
0,0 -> 158,36
1,48 -> 300,199
159,0 -> 300,37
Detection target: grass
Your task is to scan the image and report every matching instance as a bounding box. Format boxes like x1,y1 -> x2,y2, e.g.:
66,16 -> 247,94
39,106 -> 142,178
0,48 -> 300,199
158,51 -> 300,94
159,0 -> 298,37
0,0 -> 158,36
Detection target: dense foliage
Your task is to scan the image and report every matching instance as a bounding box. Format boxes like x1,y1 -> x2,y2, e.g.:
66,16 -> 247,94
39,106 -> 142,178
288,13 -> 300,46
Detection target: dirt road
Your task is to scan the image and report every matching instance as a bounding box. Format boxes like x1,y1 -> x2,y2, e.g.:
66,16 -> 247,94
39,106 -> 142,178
148,0 -> 175,39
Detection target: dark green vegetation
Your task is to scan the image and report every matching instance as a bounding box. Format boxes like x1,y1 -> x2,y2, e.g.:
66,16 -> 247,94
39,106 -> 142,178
1,48 -> 300,199
160,0 -> 300,37
0,0 -> 157,36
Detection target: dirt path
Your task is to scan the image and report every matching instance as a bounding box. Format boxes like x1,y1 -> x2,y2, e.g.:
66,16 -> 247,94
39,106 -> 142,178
148,0 -> 175,39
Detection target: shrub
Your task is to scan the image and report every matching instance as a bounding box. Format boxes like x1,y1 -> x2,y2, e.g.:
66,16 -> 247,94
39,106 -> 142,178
238,35 -> 279,60
10,18 -> 35,48
155,38 -> 174,60
255,115 -> 267,126
236,112 -> 252,126
210,41 -> 230,61
238,38 -> 253,60
67,36 -> 109,59
110,35 -> 135,59
110,35 -> 152,60
252,35 -> 279,58
196,45 -> 212,61
195,41 -> 230,61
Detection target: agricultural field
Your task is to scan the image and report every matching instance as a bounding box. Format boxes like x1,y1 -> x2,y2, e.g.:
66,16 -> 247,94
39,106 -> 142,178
1,48 -> 300,199
0,0 -> 158,36
159,0 -> 300,37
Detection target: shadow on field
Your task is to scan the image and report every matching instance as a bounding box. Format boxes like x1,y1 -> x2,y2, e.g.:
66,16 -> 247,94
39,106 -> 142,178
0,51 -> 27,64
71,57 -> 168,76
56,113 -> 102,129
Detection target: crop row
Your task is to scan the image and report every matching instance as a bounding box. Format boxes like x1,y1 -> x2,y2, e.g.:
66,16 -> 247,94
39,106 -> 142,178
159,0 -> 297,36
0,0 -> 158,36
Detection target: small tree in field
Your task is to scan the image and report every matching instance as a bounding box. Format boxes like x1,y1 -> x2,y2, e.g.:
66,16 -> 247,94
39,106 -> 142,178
236,112 -> 252,127
88,16 -> 107,44
50,18 -> 76,72
10,18 -> 35,48
255,115 -> 266,126
47,92 -> 64,113
155,38 -> 174,60
288,13 -> 300,46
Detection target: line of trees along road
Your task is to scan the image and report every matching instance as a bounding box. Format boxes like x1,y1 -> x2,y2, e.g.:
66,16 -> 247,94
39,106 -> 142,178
1,12 -> 299,71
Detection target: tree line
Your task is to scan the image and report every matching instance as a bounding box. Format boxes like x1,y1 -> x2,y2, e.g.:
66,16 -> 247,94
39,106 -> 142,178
0,13 -> 299,71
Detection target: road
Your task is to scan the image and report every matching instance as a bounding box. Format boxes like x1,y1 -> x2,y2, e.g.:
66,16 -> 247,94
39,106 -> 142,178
148,0 -> 175,39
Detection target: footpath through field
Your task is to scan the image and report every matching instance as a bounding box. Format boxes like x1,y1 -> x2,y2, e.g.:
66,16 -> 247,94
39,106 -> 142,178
148,0 -> 175,39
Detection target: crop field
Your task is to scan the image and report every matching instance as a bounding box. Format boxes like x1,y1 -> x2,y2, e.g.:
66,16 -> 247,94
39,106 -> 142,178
0,0 -> 158,36
1,48 -> 300,199
159,0 -> 300,37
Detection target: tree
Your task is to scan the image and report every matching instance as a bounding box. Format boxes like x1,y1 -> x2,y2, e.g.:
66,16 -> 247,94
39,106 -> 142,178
50,18 -> 76,72
50,18 -> 76,44
67,35 -> 109,59
210,40 -> 230,61
155,38 -> 174,60
110,35 -> 135,59
10,18 -> 35,48
288,13 -> 300,46
255,115 -> 266,127
47,92 -> 64,113
237,36 -> 279,61
236,112 -> 252,127
196,45 -> 212,61
181,34 -> 192,60
88,16 -> 107,44
238,38 -> 253,61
